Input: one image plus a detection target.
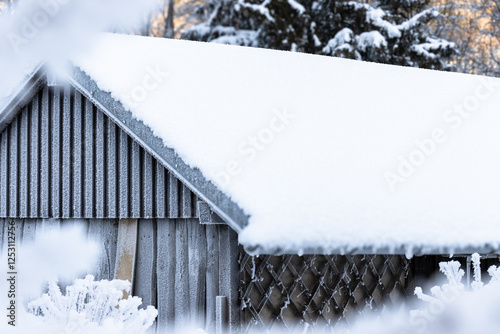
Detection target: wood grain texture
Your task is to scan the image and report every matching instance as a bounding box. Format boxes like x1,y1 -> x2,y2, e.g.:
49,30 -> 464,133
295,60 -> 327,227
175,219 -> 190,328
188,218 -> 207,326
219,225 -> 241,333
88,219 -> 119,281
205,224 -> 220,333
134,219 -> 156,307
156,218 -> 176,333
114,219 -> 138,293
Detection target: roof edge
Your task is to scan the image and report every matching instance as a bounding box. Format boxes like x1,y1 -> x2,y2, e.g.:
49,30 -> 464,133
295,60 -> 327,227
244,244 -> 500,257
0,64 -> 46,133
68,64 -> 249,233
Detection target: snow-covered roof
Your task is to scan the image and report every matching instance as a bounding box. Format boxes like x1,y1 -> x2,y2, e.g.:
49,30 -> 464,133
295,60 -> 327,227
4,33 -> 500,256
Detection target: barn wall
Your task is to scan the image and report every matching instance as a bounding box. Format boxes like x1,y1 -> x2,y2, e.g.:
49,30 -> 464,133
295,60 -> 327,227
134,218 -> 240,333
0,86 -> 198,219
0,218 -> 240,333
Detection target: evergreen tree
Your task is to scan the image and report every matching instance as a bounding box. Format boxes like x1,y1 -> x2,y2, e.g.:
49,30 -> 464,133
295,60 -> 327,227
182,0 -> 456,70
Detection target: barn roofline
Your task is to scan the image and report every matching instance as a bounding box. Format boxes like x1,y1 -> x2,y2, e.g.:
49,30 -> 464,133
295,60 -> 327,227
0,64 -> 249,234
2,65 -> 499,256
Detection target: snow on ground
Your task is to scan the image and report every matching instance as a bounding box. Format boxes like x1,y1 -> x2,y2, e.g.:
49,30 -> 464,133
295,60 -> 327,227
73,33 -> 500,256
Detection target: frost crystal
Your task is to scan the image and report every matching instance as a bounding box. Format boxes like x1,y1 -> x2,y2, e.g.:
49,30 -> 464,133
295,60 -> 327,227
27,275 -> 157,334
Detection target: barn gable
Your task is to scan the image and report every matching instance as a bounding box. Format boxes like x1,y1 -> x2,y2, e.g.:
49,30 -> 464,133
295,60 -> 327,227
0,84 -> 199,219
0,70 -> 242,333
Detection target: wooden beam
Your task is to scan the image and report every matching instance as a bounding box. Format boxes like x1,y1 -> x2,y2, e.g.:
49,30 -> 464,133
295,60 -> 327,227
198,201 -> 226,225
114,218 -> 138,298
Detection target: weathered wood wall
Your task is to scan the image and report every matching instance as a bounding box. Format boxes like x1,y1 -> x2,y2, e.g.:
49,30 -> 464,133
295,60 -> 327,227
0,218 -> 240,333
135,218 -> 239,333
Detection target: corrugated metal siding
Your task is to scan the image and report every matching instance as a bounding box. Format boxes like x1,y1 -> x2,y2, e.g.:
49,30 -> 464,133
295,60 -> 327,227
0,85 -> 198,219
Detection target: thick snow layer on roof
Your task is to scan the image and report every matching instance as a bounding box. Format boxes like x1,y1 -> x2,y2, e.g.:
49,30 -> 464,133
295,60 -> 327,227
74,33 -> 500,256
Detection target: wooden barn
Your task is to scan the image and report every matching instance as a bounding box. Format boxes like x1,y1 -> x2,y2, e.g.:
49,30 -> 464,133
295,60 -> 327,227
1,33 -> 500,333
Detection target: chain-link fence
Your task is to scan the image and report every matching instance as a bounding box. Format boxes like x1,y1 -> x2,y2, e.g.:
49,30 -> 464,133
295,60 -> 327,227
239,251 -> 412,333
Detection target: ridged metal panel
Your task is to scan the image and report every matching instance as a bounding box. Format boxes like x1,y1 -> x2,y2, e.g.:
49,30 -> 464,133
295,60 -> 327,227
51,86 -> 61,217
9,115 -> 18,217
0,130 -> 7,217
30,99 -> 39,218
0,85 -> 199,219
19,108 -> 28,217
40,88 -> 49,217
62,86 -> 71,218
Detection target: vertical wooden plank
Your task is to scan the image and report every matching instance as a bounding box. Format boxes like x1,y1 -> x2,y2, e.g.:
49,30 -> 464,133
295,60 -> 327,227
181,184 -> 193,218
155,162 -> 166,218
0,219 -> 4,251
9,117 -> 18,217
156,219 -> 176,333
40,86 -> 50,218
72,91 -> 83,218
188,219 -> 207,325
88,219 -> 119,281
168,173 -> 179,218
30,95 -> 39,218
114,218 -> 138,291
0,129 -> 8,217
205,224 -> 220,333
62,86 -> 72,218
219,225 -> 241,333
35,218 -> 61,235
19,107 -> 28,217
60,218 -> 88,231
95,109 -> 105,218
131,141 -> 141,218
105,220 -> 119,280
119,130 -> 129,217
175,219 -> 190,327
1,219 -> 9,251
22,219 -> 37,245
134,219 -> 156,307
84,100 -> 94,217
87,220 -> 104,280
107,119 -> 117,218
143,153 -> 153,218
216,296 -> 228,334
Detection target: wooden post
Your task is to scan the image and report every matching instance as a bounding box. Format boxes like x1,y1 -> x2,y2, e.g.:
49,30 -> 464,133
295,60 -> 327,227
216,296 -> 228,334
114,218 -> 138,298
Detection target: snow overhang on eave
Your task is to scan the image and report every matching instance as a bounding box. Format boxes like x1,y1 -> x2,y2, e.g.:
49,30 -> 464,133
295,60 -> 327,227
67,64 -> 249,233
243,243 -> 500,257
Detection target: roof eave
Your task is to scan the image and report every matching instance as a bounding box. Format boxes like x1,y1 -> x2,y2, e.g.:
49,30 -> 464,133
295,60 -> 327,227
244,244 -> 500,257
0,64 -> 46,133
67,64 -> 249,233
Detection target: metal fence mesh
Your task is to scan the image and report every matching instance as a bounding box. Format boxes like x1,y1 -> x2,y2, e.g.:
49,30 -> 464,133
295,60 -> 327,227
239,251 -> 412,333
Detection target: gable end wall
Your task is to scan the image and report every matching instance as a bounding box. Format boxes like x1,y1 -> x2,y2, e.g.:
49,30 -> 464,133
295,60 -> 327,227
0,85 -> 198,219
